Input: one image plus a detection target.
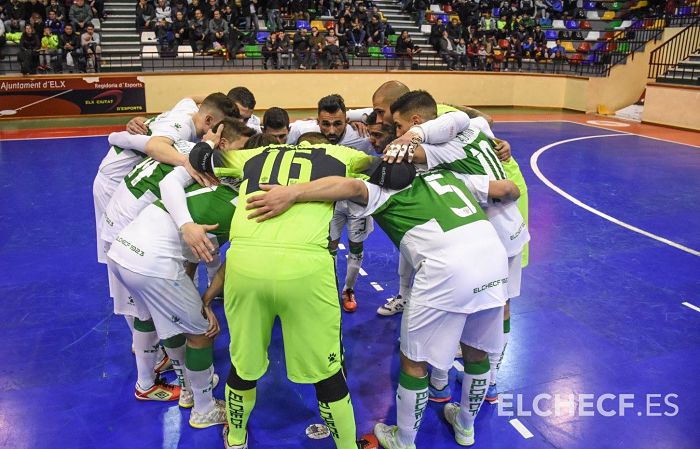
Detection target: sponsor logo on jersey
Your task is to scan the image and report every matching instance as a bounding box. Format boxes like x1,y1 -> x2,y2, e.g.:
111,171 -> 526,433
473,277 -> 509,294
227,391 -> 245,429
456,128 -> 479,145
115,236 -> 144,256
327,352 -> 337,365
510,221 -> 526,240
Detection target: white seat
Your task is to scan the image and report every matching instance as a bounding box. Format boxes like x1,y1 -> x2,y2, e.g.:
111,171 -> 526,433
141,31 -> 157,44
177,45 -> 194,57
552,19 -> 565,29
584,31 -> 600,41
546,40 -> 556,49
141,45 -> 159,58
586,11 -> 599,19
421,24 -> 431,34
616,20 -> 632,29
430,5 -> 441,12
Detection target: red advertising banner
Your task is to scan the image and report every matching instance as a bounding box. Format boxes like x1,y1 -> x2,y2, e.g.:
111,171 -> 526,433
0,76 -> 146,118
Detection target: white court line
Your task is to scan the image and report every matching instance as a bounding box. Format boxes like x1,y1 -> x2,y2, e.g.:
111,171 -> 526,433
682,302 -> 700,313
0,133 -> 110,142
530,134 -> 700,257
510,419 -> 534,439
370,282 -> 384,291
561,120 -> 700,149
452,360 -> 464,371
338,243 -> 346,250
359,268 -> 368,276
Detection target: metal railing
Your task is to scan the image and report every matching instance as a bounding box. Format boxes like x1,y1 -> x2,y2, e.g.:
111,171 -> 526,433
648,17 -> 700,80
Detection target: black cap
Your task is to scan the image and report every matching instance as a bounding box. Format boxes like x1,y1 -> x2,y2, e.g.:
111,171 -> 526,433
368,161 -> 416,190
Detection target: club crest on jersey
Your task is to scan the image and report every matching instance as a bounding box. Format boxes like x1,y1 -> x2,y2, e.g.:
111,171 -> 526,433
171,315 -> 181,324
456,128 -> 479,145
328,353 -> 338,365
172,123 -> 182,129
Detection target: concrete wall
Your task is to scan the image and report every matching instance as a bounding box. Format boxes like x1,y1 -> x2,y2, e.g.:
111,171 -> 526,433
642,83 -> 700,130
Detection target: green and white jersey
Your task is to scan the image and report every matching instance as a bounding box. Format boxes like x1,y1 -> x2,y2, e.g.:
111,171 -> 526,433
213,142 -> 377,250
108,181 -> 238,281
101,140 -> 195,245
422,125 -> 530,257
345,169 -> 508,313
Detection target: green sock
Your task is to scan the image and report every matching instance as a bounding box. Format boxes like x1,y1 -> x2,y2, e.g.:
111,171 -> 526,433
185,346 -> 215,413
225,384 -> 256,446
318,393 -> 357,449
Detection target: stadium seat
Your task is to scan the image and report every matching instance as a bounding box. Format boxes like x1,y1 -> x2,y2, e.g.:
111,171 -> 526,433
492,7 -> 501,17
140,31 -> 157,44
601,31 -> 614,40
499,39 -> 510,49
631,19 -> 644,29
577,42 -> 591,53
586,10 -> 600,19
177,45 -> 194,57
296,20 -> 309,29
585,31 -> 600,41
256,32 -> 270,43
388,34 -> 399,46
607,19 -> 623,29
584,1 -> 597,9
325,20 -> 335,30
609,2 -> 623,10
430,5 -> 441,12
421,25 -> 431,34
310,20 -> 326,31
601,11 -> 616,20
616,20 -> 632,29
382,46 -> 396,58
605,41 -> 617,51
565,20 -> 579,29
368,46 -> 384,58
582,53 -> 596,64
539,17 -> 553,27
568,53 -> 583,64
244,44 -> 261,57
580,20 -> 592,29
548,0 -> 564,12
546,40 -> 557,49
545,30 -> 558,40
443,4 -> 453,13
562,41 -> 576,52
652,19 -> 665,29
552,19 -> 565,28
437,13 -> 448,23
449,15 -> 460,22
142,45 -> 158,58
617,42 -> 630,53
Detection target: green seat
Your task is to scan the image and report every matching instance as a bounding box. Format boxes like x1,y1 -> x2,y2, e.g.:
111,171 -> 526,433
388,34 -> 399,46
617,42 -> 630,53
244,44 -> 261,57
607,19 -> 623,29
368,46 -> 384,58
609,1 -> 623,10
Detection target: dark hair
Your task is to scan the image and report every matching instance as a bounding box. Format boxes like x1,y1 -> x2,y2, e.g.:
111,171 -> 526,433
227,86 -> 256,109
366,110 -> 379,125
297,132 -> 330,144
390,90 -> 437,120
213,117 -> 257,142
244,133 -> 279,149
262,107 -> 290,130
317,94 -> 346,115
201,92 -> 238,118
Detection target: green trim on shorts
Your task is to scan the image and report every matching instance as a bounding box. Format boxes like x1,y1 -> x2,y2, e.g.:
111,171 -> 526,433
399,370 -> 429,391
465,357 -> 491,375
504,317 -> 511,334
163,334 -> 186,348
134,318 -> 155,332
185,345 -> 213,371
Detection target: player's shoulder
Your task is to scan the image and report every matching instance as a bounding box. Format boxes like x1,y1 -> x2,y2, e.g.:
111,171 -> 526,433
290,119 -> 319,133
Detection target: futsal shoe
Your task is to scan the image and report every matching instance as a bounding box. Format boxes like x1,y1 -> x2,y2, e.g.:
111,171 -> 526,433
223,426 -> 248,449
428,383 -> 452,402
357,434 -> 380,449
154,350 -> 174,374
135,376 -> 181,401
374,423 -> 416,449
189,399 -> 227,428
342,289 -> 358,312
179,373 -> 220,408
443,403 -> 475,446
377,295 -> 406,316
484,384 -> 498,404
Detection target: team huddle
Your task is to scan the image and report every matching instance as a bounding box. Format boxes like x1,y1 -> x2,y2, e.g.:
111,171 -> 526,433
92,81 -> 530,449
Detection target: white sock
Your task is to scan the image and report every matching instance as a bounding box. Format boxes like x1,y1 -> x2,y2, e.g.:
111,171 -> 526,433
458,358 -> 490,429
343,250 -> 363,291
206,257 -> 221,286
124,315 -> 135,334
396,371 -> 429,447
133,329 -> 159,390
488,331 -> 510,385
164,341 -> 189,391
397,255 -> 413,299
187,365 -> 215,414
430,368 -> 449,390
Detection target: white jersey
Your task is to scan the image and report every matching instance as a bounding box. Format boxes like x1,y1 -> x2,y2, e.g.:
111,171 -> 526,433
247,114 -> 262,133
286,119 -> 374,154
422,125 -> 530,257
345,170 -> 508,313
101,140 -> 195,245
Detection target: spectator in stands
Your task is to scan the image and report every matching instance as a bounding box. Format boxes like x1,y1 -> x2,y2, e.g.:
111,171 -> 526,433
227,25 -> 244,57
336,15 -> 350,36
429,18 -> 445,51
346,18 -> 365,55
45,10 -> 63,35
521,34 -> 536,58
484,35 -> 496,70
480,11 -> 496,36
293,26 -> 311,69
315,0 -> 331,17
395,29 -> 420,70
189,8 -> 208,53
262,31 -> 279,69
87,0 -> 104,21
447,16 -> 464,42
454,37 -> 467,70
532,23 -> 545,46
549,37 -> 566,59
275,30 -> 292,69
323,27 -> 348,69
69,0 -> 93,33
28,12 -> 44,36
267,0 -> 283,32
309,26 -> 325,69
172,10 -> 189,47
26,0 -> 46,21
504,34 -> 523,71
208,9 -> 228,50
496,14 -> 508,39
353,3 -> 369,27
0,21 -> 5,56
155,0 -> 172,24
19,24 -> 40,74
241,0 -> 259,32
156,17 -> 175,53
439,29 -> 458,70
261,107 -> 290,143
221,3 -> 236,23
366,14 -> 385,46
414,0 -> 428,26
370,5 -> 386,22
201,0 -> 215,19
172,0 -> 188,22
4,0 -> 26,33
467,36 -> 481,69
290,0 -> 310,21
38,25 -> 59,71
59,22 -> 81,71
188,0 -> 201,20
135,0 -> 155,30
46,0 -> 65,22
81,22 -> 100,72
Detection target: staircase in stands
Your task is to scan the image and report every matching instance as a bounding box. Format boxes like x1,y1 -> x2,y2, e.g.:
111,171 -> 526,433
101,0 -> 142,72
373,0 -> 440,64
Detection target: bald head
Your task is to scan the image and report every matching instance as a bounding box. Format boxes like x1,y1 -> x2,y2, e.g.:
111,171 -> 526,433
372,81 -> 410,125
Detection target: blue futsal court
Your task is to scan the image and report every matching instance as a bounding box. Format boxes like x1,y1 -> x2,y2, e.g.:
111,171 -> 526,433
0,121 -> 698,449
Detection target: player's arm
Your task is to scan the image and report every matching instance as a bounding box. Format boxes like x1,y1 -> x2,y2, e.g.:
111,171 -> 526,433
160,166 -> 219,263
245,177 -> 369,222
488,179 -> 520,202
108,131 -> 150,152
126,116 -> 150,135
201,260 -> 225,338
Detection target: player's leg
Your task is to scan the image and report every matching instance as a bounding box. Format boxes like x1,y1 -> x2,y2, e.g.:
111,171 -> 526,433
186,333 -> 225,428
342,217 -> 373,313
444,306 -> 504,446
377,253 -> 413,316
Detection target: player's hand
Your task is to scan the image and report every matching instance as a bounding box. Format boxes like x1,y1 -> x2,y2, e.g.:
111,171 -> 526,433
203,122 -> 224,148
245,184 -> 297,222
126,116 -> 149,135
382,131 -> 419,164
349,121 -> 369,137
494,139 -> 511,162
203,305 -> 220,339
184,158 -> 219,187
181,222 -> 219,263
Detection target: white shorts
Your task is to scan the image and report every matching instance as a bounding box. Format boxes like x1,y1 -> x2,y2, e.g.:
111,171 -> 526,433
108,258 -> 209,340
107,258 -> 151,321
93,171 -> 121,264
507,253 -> 522,299
329,206 -> 374,242
400,302 -> 504,372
